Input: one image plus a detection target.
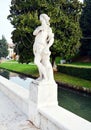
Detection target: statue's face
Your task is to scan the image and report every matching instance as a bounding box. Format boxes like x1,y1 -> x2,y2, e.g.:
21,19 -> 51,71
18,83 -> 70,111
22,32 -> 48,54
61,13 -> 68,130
40,16 -> 46,24
40,15 -> 43,22
40,14 -> 50,25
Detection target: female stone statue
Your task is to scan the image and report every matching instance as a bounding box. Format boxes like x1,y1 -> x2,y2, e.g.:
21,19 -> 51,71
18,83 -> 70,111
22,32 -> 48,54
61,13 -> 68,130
33,14 -> 55,84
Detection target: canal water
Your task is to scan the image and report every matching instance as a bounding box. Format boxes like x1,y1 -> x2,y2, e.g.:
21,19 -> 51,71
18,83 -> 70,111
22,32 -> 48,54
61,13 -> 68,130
0,69 -> 91,122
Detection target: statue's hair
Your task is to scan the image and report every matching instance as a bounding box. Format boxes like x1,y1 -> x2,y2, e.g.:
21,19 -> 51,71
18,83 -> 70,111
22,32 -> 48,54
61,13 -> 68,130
40,14 -> 50,25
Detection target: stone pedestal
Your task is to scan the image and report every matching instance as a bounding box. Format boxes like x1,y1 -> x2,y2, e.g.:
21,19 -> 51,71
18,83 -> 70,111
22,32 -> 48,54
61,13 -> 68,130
29,81 -> 58,128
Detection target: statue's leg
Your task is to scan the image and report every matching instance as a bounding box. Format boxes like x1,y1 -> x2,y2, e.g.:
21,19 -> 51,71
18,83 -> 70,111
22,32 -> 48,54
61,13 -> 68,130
34,54 -> 47,81
42,54 -> 55,83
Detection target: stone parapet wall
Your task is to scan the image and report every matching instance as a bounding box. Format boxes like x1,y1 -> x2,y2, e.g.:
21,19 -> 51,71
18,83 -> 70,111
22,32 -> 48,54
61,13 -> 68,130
0,76 -> 91,130
0,76 -> 29,116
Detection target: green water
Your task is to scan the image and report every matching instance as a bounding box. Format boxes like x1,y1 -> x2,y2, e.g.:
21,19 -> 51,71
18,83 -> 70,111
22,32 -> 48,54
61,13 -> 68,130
58,87 -> 91,122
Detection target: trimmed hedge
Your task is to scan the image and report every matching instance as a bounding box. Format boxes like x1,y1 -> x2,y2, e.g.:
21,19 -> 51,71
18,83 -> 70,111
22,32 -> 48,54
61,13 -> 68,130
57,64 -> 91,81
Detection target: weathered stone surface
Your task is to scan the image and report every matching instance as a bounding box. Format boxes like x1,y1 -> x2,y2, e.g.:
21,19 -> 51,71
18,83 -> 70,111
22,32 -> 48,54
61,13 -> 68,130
29,81 -> 58,128
0,90 -> 39,130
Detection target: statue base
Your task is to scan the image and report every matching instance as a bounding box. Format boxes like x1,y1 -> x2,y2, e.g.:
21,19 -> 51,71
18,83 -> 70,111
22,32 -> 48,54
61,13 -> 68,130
29,80 -> 58,128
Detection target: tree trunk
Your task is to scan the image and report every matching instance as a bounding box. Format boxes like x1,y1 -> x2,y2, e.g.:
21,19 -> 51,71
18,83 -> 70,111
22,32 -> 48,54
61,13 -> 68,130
51,55 -> 56,67
51,55 -> 57,71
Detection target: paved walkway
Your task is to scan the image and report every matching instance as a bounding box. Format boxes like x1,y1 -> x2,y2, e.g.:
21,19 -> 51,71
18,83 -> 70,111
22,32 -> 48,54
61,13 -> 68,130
0,90 -> 40,130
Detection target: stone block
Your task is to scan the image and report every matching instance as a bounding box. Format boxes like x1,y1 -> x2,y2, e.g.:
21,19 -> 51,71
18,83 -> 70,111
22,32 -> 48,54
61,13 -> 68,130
29,81 -> 58,128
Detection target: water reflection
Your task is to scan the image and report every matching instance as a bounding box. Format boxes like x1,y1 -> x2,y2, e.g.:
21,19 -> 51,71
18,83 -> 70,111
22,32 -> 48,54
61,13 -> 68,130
58,87 -> 91,122
0,69 -> 9,79
10,74 -> 32,89
0,69 -> 32,89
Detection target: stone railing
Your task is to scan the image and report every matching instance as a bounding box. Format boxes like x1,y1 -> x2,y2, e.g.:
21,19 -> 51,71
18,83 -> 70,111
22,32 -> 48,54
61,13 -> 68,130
0,75 -> 91,130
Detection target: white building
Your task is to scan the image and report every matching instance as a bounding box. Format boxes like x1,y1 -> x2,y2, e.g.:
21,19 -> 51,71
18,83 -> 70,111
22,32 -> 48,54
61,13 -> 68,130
7,43 -> 15,59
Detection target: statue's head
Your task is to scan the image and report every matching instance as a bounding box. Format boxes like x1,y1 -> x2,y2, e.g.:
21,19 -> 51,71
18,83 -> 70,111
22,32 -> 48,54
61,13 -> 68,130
40,14 -> 50,25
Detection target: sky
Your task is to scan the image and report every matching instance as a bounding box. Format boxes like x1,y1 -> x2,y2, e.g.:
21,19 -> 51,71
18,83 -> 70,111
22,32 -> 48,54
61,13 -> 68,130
0,0 -> 83,43
0,0 -> 13,43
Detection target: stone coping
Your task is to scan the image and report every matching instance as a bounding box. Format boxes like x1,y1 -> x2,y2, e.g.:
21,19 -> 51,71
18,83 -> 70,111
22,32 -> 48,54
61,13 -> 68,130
39,106 -> 91,130
0,75 -> 29,101
0,75 -> 29,116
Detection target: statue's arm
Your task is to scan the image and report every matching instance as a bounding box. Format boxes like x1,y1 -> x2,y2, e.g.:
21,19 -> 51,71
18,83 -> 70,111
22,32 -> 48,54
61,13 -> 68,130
47,32 -> 54,48
33,26 -> 43,36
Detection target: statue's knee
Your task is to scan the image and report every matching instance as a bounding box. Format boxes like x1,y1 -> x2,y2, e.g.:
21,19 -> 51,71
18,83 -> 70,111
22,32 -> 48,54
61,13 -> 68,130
34,59 -> 37,65
46,63 -> 52,68
34,58 -> 40,66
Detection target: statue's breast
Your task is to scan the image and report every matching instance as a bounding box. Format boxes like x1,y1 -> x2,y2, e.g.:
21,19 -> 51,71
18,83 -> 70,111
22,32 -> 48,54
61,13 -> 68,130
35,30 -> 47,43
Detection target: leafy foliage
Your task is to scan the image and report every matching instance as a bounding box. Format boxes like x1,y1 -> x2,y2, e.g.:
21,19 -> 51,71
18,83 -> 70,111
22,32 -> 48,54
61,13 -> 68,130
57,63 -> 91,81
0,36 -> 8,59
80,0 -> 91,57
8,0 -> 82,63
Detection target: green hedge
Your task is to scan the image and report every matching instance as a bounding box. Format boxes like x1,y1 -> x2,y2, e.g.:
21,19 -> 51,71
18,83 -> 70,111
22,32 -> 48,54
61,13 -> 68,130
57,64 -> 91,81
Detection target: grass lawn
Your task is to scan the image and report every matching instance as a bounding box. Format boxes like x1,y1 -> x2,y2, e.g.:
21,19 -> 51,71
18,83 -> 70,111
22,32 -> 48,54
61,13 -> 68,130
0,61 -> 39,77
0,61 -> 91,90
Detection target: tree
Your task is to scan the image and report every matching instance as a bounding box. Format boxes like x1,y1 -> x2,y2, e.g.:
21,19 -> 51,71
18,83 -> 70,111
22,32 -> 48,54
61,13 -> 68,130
0,35 -> 8,59
8,1 -> 34,63
80,0 -> 91,58
8,0 -> 82,64
49,0 -> 82,63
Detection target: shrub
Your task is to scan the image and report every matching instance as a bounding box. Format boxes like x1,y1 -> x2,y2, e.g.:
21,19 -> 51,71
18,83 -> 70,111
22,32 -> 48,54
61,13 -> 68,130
57,64 -> 91,81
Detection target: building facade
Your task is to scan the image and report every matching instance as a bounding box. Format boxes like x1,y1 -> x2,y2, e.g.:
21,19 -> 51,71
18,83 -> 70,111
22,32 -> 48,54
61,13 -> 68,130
7,43 -> 15,59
